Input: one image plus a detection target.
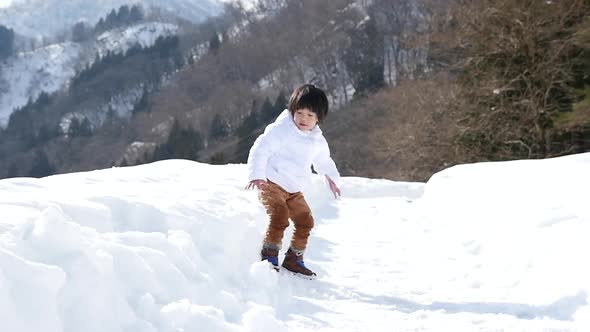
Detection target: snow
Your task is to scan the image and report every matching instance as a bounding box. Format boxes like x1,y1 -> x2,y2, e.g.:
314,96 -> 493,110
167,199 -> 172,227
0,0 -> 12,9
0,0 -> 222,38
95,23 -> 178,57
0,153 -> 589,331
0,22 -> 178,128
0,43 -> 81,127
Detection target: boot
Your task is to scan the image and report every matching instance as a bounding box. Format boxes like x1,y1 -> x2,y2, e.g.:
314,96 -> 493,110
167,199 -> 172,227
260,247 -> 279,271
281,248 -> 316,279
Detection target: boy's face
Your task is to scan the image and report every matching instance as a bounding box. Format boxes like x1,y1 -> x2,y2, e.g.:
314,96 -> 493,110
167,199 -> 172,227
293,108 -> 318,131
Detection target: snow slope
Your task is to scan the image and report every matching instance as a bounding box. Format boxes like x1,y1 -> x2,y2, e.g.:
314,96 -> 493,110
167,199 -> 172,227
0,0 -> 222,38
94,23 -> 178,57
0,153 -> 589,331
0,0 -> 12,9
0,22 -> 178,127
0,43 -> 81,126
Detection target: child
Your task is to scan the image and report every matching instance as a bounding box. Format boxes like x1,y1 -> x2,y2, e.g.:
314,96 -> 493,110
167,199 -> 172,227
245,84 -> 341,279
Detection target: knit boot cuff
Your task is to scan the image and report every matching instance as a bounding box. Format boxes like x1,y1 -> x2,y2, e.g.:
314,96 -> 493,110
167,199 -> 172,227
289,246 -> 305,256
263,242 -> 281,250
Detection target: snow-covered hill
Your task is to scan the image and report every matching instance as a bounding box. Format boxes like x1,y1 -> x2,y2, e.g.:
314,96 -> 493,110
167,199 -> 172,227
0,22 -> 178,127
0,43 -> 81,127
94,23 -> 178,57
0,0 -> 222,38
0,153 -> 589,331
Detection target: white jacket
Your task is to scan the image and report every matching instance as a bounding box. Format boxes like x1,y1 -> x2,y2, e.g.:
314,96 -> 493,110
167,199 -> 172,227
247,110 -> 341,193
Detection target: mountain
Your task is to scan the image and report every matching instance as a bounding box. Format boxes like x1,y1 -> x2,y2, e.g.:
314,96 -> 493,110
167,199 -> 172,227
0,43 -> 80,127
0,22 -> 179,127
0,0 -> 586,183
0,153 -> 588,331
0,0 -> 223,37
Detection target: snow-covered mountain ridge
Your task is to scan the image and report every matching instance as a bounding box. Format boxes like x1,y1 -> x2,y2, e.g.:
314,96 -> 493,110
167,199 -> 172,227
0,0 -> 223,38
95,23 -> 179,57
0,22 -> 178,127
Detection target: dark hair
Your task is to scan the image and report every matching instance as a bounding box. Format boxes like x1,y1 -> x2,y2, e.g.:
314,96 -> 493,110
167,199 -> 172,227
288,84 -> 329,122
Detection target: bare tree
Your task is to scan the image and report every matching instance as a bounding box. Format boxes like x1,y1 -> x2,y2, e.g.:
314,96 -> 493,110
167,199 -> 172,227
434,0 -> 589,160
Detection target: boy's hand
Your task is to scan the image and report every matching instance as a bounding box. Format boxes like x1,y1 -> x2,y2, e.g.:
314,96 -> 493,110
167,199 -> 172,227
245,179 -> 268,190
326,175 -> 341,199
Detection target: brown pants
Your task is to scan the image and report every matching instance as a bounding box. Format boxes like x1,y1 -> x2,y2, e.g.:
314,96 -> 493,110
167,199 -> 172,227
258,181 -> 314,251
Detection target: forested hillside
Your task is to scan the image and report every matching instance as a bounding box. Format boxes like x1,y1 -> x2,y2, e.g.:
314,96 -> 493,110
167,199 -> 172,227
0,0 -> 588,181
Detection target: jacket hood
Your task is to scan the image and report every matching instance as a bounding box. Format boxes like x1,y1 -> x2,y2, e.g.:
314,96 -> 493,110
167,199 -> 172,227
276,109 -> 323,137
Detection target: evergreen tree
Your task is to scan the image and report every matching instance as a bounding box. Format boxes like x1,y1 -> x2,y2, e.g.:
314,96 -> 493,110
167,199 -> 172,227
68,118 -> 82,137
209,113 -> 229,140
36,92 -> 51,107
72,21 -> 88,42
7,107 -> 35,146
0,24 -> 15,59
35,124 -> 58,145
133,86 -> 150,114
105,9 -> 118,29
129,5 -> 144,22
273,91 -> 287,114
126,44 -> 143,57
152,120 -> 205,161
95,18 -> 106,34
237,109 -> 260,138
80,119 -> 93,136
117,5 -> 131,24
259,97 -> 275,124
235,109 -> 263,162
154,36 -> 180,60
29,150 -> 55,178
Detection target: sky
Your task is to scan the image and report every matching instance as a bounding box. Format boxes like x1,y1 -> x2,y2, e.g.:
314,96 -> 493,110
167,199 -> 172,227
0,153 -> 589,331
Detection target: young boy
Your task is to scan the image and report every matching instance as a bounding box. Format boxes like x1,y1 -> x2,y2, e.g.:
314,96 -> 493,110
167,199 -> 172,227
245,84 -> 341,279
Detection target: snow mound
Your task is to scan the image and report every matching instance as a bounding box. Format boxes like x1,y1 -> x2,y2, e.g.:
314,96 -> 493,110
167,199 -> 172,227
1,154 -> 589,331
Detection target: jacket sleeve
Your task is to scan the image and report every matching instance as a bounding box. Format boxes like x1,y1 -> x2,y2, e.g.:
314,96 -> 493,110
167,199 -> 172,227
312,138 -> 342,187
247,122 -> 282,182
